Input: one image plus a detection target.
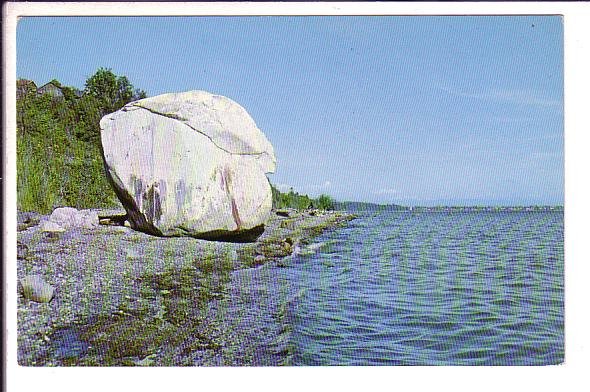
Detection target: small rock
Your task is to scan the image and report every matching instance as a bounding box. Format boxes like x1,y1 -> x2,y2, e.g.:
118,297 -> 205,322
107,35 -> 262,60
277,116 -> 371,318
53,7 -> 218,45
17,241 -> 28,259
44,231 -> 61,242
254,255 -> 266,265
134,354 -> 156,366
282,237 -> 294,252
17,211 -> 42,231
40,220 -> 65,233
20,274 -> 55,303
49,207 -> 99,229
124,248 -> 140,259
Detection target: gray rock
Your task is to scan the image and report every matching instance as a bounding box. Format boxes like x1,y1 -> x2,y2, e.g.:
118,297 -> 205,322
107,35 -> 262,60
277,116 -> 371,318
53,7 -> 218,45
254,255 -> 266,265
20,274 -> 55,303
17,241 -> 28,259
17,211 -> 42,231
39,220 -> 66,233
47,207 -> 99,229
100,90 -> 276,240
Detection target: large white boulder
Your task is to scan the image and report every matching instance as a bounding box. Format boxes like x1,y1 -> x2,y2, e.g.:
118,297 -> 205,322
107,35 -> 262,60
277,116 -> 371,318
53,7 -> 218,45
100,90 -> 276,240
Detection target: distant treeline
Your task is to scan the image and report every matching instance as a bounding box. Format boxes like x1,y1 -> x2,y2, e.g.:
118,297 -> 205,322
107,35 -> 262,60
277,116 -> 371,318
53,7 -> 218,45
271,185 -> 335,211
16,68 -> 334,213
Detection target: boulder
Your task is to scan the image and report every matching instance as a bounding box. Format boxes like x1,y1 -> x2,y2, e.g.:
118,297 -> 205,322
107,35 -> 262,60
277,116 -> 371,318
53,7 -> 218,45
100,90 -> 276,240
20,274 -> 55,303
39,220 -> 66,233
43,207 -> 99,230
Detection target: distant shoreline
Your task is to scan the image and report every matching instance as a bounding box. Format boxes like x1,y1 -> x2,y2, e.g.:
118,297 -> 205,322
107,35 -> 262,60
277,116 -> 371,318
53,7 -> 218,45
334,201 -> 563,213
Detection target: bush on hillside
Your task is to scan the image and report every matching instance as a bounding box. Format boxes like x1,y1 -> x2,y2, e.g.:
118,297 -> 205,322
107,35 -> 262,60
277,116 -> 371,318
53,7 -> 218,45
16,68 -> 145,213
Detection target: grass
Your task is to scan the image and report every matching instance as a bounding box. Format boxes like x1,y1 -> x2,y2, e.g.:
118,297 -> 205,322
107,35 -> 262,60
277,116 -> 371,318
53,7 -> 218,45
17,135 -> 119,214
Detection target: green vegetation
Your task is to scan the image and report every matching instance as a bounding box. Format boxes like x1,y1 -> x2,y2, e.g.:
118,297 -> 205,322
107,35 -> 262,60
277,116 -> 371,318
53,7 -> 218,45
271,184 -> 335,211
17,68 -> 146,213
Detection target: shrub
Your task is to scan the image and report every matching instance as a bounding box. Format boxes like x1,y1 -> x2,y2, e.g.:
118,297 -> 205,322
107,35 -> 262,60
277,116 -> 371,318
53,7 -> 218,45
16,69 -> 144,213
315,194 -> 335,210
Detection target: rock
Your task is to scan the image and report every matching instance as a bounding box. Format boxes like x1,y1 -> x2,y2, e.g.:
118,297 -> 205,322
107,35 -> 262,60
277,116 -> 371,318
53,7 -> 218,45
253,255 -> 266,265
39,220 -> 66,233
47,207 -> 99,230
20,274 -> 55,303
17,241 -> 29,259
17,211 -> 42,231
100,90 -> 276,240
276,210 -> 290,217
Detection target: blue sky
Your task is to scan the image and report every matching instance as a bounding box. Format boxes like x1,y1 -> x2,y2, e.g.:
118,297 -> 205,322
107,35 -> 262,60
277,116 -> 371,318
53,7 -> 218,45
16,16 -> 563,206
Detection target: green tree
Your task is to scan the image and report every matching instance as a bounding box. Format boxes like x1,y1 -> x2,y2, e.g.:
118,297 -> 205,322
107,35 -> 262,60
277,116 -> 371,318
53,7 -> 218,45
314,194 -> 335,210
83,67 -> 145,115
80,68 -> 146,144
270,184 -> 332,211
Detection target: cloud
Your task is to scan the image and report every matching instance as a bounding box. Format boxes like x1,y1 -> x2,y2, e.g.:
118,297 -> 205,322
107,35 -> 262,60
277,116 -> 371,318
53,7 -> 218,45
306,180 -> 333,192
436,83 -> 561,109
274,183 -> 293,192
276,181 -> 332,196
374,188 -> 398,195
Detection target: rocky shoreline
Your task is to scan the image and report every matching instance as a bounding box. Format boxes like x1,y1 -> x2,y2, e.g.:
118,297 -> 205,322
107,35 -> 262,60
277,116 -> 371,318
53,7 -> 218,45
16,207 -> 355,366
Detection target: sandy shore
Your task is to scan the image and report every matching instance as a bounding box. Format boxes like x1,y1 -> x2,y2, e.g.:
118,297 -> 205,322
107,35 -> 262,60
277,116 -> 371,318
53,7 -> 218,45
16,208 -> 355,366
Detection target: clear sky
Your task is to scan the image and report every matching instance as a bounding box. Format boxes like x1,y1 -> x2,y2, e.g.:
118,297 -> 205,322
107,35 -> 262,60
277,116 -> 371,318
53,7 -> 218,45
16,16 -> 563,206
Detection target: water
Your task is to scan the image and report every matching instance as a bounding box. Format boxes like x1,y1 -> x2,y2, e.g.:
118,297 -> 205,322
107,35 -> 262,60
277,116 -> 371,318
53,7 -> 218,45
280,210 -> 563,365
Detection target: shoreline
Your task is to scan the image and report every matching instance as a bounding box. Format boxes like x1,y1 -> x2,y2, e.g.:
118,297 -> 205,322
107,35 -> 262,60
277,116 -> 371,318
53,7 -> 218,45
16,207 -> 355,366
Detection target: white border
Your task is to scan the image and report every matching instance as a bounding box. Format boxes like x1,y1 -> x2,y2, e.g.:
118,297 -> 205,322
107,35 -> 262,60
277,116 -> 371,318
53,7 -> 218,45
3,2 -> 589,392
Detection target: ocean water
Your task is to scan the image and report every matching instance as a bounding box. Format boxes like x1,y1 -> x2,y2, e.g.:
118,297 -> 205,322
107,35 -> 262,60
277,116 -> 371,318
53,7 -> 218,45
280,210 -> 564,366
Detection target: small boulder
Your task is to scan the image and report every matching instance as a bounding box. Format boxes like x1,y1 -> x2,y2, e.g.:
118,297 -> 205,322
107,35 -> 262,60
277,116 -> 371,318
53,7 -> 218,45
40,220 -> 66,233
48,207 -> 99,230
253,255 -> 266,265
17,241 -> 28,260
20,274 -> 55,303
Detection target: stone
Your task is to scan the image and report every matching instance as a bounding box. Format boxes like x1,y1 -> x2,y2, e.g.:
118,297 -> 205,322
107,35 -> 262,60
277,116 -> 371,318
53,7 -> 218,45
253,255 -> 266,265
17,211 -> 41,231
40,220 -> 66,233
17,241 -> 29,259
47,207 -> 99,230
20,274 -> 55,303
100,90 -> 276,240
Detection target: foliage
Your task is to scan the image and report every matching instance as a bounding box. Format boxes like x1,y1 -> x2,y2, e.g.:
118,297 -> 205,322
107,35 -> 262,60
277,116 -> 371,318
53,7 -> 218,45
83,67 -> 146,116
315,194 -> 335,210
270,184 -> 335,211
16,69 -> 146,213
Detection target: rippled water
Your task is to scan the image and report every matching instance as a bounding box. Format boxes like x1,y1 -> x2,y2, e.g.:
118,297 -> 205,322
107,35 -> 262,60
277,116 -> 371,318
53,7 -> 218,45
281,210 -> 563,365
